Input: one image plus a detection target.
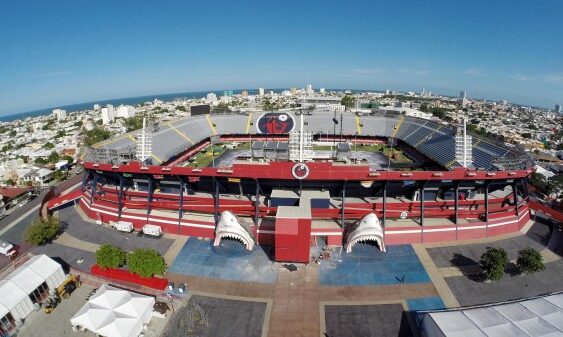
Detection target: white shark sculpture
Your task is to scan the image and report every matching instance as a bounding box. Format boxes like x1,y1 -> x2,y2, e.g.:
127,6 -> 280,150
213,210 -> 255,250
345,213 -> 385,253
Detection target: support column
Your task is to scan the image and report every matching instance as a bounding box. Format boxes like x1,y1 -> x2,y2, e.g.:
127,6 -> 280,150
178,176 -> 185,235
382,182 -> 387,243
420,181 -> 426,243
213,177 -> 219,225
117,175 -> 125,220
454,182 -> 459,240
341,181 -> 346,228
484,182 -> 489,236
513,179 -> 519,216
147,176 -> 154,220
81,170 -> 90,192
89,173 -> 98,205
255,179 -> 260,226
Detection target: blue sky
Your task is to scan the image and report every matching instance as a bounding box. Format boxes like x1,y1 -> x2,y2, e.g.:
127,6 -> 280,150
0,0 -> 562,115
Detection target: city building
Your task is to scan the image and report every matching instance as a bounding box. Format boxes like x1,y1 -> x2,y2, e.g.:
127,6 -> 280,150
298,97 -> 345,112
306,84 -> 313,95
116,105 -> 136,118
258,88 -> 264,96
101,105 -> 115,125
93,104 -> 101,111
52,109 -> 67,121
556,104 -> 561,113
206,92 -> 217,104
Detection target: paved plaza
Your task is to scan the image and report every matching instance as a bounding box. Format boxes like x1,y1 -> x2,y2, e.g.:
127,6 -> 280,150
5,197 -> 561,337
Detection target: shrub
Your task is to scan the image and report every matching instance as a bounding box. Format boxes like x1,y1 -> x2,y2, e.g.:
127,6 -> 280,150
480,247 -> 508,281
25,217 -> 61,245
516,248 -> 545,274
127,249 -> 166,278
96,244 -> 127,269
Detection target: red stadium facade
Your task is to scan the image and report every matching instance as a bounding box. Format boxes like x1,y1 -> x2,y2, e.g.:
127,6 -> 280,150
49,112 -> 535,263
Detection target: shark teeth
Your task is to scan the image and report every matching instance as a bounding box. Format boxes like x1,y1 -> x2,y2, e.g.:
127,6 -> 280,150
213,211 -> 254,251
345,213 -> 386,253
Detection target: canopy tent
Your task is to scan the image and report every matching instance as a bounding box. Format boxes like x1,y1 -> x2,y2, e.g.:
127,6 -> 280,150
70,284 -> 155,337
0,255 -> 65,321
420,293 -> 563,337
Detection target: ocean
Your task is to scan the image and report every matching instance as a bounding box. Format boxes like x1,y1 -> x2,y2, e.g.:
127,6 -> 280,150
0,88 -> 371,123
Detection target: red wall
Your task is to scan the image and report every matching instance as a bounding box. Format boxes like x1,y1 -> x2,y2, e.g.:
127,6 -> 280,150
275,216 -> 311,263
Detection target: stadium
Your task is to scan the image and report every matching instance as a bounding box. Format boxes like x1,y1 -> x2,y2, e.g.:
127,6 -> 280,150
50,110 -> 536,263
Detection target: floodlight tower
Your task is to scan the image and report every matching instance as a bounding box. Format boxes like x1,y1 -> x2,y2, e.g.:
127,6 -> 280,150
135,117 -> 152,164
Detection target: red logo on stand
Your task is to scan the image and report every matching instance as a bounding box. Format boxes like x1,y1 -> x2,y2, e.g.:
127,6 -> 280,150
291,163 -> 310,180
256,112 -> 295,134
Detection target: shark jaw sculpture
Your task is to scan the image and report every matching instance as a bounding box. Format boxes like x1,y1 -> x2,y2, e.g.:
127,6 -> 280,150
213,210 -> 255,250
345,213 -> 385,253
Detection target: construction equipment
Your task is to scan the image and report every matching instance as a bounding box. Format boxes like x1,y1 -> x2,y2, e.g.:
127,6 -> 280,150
57,274 -> 81,299
43,289 -> 59,314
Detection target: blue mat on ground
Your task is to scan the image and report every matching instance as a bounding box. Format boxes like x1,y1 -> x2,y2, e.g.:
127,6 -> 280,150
168,238 -> 278,284
406,297 -> 445,312
319,244 -> 431,286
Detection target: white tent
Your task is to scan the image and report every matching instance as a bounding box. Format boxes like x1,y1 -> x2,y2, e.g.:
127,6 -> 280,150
70,284 -> 155,337
421,293 -> 563,337
0,254 -> 65,321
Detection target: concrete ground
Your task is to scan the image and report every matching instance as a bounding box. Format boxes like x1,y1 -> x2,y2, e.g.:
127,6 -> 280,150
323,303 -> 412,337
16,283 -> 94,337
421,220 -> 563,307
0,174 -> 84,271
163,294 -> 269,337
426,222 -> 551,268
58,206 -> 175,255
446,259 -> 563,306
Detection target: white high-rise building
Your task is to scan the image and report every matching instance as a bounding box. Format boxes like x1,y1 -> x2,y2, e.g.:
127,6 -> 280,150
52,109 -> 67,121
93,104 -> 101,111
101,105 -> 115,125
258,88 -> 264,96
459,90 -> 468,107
306,84 -> 313,94
206,93 -> 217,104
116,105 -> 136,118
319,88 -> 325,94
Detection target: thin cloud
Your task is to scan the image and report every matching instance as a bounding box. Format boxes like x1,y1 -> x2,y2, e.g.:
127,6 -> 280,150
510,74 -> 530,81
29,70 -> 73,78
544,73 -> 563,84
351,68 -> 388,75
349,67 -> 429,76
464,68 -> 487,77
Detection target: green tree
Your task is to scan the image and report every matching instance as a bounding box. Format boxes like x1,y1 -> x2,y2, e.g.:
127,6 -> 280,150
24,217 -> 61,246
96,244 -> 127,269
48,151 -> 60,163
127,248 -> 167,278
123,115 -> 145,132
547,174 -> 563,197
529,172 -> 548,193
4,179 -> 15,186
62,155 -> 74,164
84,127 -> 113,146
521,132 -> 532,139
176,105 -> 186,112
480,247 -> 508,281
516,248 -> 545,274
341,95 -> 355,110
8,130 -> 16,137
43,142 -> 55,150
